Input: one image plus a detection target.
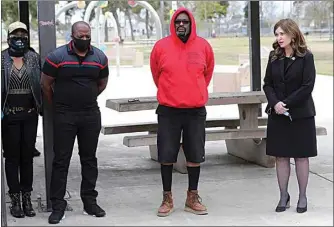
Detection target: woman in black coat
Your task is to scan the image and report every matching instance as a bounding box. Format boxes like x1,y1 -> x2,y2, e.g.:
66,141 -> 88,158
263,18 -> 317,214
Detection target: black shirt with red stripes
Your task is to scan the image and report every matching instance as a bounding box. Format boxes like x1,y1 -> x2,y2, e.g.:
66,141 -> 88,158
42,41 -> 109,112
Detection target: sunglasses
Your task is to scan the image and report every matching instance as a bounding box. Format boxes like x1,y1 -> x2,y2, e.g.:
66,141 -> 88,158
175,20 -> 190,25
9,35 -> 29,42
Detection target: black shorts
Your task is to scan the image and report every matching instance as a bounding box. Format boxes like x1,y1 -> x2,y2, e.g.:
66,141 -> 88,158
157,108 -> 206,164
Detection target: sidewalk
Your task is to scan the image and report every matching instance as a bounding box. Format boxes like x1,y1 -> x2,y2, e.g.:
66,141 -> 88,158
6,135 -> 333,226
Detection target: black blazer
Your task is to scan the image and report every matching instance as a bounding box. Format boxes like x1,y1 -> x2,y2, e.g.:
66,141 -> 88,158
263,50 -> 316,119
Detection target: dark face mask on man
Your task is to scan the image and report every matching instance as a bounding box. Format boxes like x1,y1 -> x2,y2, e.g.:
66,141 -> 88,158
7,35 -> 29,57
72,37 -> 91,52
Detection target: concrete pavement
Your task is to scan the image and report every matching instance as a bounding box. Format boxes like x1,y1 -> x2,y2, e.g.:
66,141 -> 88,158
4,67 -> 333,226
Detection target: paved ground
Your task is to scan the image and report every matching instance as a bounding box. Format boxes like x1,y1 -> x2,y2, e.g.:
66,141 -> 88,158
4,66 -> 333,226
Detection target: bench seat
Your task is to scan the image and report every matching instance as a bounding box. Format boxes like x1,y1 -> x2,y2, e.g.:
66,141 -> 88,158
101,118 -> 327,173
101,117 -> 268,135
123,126 -> 327,147
123,128 -> 267,147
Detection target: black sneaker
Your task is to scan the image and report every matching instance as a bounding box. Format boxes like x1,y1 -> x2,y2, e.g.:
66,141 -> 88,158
83,204 -> 106,217
48,210 -> 65,224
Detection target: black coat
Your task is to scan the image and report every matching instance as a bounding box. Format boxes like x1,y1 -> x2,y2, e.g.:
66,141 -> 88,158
263,51 -> 316,120
1,48 -> 42,114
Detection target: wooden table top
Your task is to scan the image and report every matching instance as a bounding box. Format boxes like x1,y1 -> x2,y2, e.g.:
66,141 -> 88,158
106,91 -> 267,112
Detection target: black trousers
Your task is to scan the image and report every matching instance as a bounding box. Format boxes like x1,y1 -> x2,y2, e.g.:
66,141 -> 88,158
50,109 -> 101,211
1,111 -> 38,194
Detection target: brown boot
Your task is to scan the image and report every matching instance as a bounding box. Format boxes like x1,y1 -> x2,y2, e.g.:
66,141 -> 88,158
157,191 -> 174,217
184,190 -> 208,215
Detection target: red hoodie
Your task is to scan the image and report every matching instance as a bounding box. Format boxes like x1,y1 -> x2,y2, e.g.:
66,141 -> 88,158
150,8 -> 215,108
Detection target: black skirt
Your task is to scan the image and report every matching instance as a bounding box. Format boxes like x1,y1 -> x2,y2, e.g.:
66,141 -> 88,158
266,114 -> 317,158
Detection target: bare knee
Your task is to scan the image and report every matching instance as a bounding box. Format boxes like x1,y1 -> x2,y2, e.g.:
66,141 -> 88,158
186,162 -> 200,167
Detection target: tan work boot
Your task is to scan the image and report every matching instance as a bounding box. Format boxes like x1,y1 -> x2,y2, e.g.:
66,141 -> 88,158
157,191 -> 174,217
184,190 -> 208,215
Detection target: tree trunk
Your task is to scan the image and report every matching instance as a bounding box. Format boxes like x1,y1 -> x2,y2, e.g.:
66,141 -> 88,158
145,9 -> 150,39
104,19 -> 108,42
125,9 -> 135,41
111,10 -> 122,40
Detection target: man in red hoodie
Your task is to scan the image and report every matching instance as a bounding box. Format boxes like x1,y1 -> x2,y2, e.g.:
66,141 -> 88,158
150,8 -> 214,217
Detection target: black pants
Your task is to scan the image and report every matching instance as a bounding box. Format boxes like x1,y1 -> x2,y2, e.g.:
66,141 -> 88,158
50,109 -> 101,211
1,111 -> 38,194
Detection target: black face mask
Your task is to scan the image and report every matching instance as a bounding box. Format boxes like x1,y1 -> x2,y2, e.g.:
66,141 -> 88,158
73,37 -> 91,52
8,36 -> 29,57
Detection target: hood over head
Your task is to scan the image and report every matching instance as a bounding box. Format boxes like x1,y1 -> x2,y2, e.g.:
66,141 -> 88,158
170,7 -> 197,43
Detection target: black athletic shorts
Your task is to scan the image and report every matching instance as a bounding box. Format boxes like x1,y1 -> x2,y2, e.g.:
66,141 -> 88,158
156,105 -> 206,163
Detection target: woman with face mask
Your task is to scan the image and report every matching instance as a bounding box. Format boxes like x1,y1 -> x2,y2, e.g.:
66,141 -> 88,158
1,21 -> 42,218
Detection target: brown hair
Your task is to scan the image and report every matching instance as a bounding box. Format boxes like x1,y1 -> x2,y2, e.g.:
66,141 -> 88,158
271,18 -> 308,62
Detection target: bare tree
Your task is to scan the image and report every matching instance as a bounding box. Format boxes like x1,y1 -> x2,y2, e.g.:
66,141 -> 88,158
124,8 -> 135,41
304,1 -> 331,28
227,1 -> 243,17
291,1 -> 303,25
261,1 -> 277,28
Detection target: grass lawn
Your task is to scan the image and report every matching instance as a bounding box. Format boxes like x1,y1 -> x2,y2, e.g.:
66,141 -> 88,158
209,36 -> 333,76
108,36 -> 333,76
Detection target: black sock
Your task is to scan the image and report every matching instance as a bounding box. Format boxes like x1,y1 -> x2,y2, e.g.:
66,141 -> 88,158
187,166 -> 200,191
161,164 -> 173,192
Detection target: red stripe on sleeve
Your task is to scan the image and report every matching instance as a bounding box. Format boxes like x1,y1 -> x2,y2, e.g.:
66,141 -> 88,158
45,58 -> 59,68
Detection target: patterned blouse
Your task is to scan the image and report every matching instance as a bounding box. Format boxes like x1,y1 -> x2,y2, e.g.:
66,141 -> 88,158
7,64 -> 34,109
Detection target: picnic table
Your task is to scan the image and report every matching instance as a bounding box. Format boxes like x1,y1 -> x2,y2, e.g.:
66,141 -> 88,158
102,91 -> 327,173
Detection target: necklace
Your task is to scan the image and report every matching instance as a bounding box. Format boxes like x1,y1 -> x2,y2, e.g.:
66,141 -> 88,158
285,53 -> 295,60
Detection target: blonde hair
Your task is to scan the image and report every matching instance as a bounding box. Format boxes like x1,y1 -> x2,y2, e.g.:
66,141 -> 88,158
271,18 -> 308,62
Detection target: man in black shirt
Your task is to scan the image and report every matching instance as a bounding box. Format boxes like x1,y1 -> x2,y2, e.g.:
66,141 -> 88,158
41,21 -> 109,224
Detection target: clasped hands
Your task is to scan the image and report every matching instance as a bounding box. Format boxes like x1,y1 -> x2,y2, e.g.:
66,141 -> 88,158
274,101 -> 289,115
